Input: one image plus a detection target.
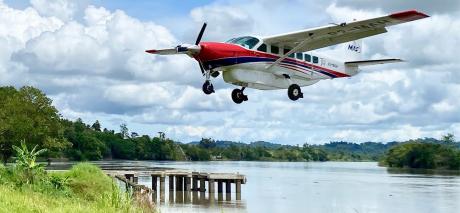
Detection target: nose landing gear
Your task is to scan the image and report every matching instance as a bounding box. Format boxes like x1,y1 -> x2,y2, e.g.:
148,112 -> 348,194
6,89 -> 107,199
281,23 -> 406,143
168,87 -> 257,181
202,80 -> 214,95
231,87 -> 248,104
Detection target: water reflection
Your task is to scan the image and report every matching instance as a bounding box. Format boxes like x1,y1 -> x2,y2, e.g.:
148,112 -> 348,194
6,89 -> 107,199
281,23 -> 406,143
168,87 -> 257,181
152,190 -> 246,210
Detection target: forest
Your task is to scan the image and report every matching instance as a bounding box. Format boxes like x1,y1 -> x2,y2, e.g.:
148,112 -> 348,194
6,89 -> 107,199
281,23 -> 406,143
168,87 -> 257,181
1,86 -> 459,169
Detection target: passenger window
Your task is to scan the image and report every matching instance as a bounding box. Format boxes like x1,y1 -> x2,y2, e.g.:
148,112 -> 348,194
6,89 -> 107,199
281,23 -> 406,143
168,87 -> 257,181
304,54 -> 311,62
257,44 -> 267,52
271,45 -> 279,54
296,53 -> 303,60
313,56 -> 319,64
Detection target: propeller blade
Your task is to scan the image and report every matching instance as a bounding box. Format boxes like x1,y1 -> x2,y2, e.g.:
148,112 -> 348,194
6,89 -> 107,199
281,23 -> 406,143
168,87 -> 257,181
195,22 -> 207,45
145,48 -> 179,55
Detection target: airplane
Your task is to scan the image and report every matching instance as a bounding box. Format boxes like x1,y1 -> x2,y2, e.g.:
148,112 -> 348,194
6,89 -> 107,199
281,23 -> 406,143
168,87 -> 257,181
146,10 -> 429,104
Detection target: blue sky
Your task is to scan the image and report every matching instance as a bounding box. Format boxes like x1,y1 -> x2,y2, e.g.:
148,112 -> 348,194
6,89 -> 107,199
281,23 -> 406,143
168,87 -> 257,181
0,0 -> 459,144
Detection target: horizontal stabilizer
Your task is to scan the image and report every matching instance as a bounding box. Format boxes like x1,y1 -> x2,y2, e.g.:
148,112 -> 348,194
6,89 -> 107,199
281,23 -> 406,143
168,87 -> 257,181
345,59 -> 403,67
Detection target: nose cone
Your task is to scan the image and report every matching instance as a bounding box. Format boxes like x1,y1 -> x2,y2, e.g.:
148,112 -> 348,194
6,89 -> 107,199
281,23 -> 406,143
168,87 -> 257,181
195,42 -> 243,62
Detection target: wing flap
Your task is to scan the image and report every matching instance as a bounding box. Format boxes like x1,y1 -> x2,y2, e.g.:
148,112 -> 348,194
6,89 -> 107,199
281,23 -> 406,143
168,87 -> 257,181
345,59 -> 403,67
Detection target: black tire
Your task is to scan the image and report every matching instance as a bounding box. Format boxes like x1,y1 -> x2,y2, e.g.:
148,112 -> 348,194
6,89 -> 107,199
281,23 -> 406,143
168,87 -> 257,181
202,81 -> 214,95
231,89 -> 244,104
288,84 -> 302,101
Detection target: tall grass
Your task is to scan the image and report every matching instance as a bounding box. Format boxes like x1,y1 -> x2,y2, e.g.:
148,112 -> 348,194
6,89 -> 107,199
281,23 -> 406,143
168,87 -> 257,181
0,163 -> 150,212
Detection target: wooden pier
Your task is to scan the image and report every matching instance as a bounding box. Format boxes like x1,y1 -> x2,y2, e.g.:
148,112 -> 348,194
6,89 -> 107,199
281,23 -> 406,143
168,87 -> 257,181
112,170 -> 246,202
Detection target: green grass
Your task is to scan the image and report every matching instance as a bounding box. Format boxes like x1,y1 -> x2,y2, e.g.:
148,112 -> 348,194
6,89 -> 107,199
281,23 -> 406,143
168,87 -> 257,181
0,163 -> 150,213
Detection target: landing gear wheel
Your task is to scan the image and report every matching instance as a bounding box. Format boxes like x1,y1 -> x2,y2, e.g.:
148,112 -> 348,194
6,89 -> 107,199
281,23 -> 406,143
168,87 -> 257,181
288,84 -> 303,101
231,88 -> 248,104
202,81 -> 214,95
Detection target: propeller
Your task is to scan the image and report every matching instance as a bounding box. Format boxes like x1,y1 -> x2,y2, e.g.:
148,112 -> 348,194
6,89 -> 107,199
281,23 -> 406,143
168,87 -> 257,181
145,22 -> 208,75
195,23 -> 207,45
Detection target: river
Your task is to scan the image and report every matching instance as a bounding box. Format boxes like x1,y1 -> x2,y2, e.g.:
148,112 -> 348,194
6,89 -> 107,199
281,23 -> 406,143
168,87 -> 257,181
52,161 -> 460,213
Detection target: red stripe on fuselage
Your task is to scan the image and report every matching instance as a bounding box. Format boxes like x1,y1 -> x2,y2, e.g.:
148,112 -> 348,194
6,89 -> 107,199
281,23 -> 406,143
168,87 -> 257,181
197,42 -> 349,78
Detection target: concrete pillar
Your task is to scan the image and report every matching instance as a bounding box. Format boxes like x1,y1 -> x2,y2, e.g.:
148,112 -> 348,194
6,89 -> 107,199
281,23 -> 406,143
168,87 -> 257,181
176,176 -> 184,191
160,175 -> 165,203
200,178 -> 206,192
236,179 -> 242,200
151,175 -> 158,191
192,176 -> 198,191
226,180 -> 231,194
169,175 -> 175,191
185,176 -> 192,192
209,179 -> 215,194
217,180 -> 223,193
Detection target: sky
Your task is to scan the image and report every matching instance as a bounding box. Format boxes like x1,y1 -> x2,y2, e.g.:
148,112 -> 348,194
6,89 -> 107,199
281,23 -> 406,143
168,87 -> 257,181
1,0 -> 459,144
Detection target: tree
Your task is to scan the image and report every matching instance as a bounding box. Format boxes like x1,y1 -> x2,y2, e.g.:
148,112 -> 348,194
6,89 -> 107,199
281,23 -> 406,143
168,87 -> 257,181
91,120 -> 101,132
442,133 -> 455,143
199,138 -> 216,149
0,86 -> 69,163
120,123 -> 129,139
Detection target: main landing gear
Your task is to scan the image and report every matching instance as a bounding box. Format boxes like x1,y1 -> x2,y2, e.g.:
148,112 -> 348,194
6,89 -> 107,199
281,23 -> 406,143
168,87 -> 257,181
231,87 -> 248,104
288,84 -> 303,101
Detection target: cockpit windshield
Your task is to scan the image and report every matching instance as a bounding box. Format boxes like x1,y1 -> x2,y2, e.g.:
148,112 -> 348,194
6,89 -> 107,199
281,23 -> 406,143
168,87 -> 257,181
226,36 -> 260,49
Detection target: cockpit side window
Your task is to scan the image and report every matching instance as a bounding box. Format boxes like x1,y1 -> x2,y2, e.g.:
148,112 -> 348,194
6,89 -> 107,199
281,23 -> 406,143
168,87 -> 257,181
227,36 -> 260,49
257,44 -> 267,52
271,45 -> 279,54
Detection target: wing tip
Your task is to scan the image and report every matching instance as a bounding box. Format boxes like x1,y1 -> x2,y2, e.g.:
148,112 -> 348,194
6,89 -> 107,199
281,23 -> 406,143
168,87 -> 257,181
390,10 -> 430,22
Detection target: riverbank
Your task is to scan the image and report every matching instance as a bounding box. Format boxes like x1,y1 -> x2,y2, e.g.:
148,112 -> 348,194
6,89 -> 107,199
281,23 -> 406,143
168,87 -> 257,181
0,163 -> 150,212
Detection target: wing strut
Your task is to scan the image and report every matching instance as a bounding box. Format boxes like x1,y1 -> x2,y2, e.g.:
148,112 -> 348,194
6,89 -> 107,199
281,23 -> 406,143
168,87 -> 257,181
266,33 -> 314,70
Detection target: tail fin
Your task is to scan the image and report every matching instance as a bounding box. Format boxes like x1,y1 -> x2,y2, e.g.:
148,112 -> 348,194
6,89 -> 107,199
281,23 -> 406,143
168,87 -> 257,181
345,39 -> 362,61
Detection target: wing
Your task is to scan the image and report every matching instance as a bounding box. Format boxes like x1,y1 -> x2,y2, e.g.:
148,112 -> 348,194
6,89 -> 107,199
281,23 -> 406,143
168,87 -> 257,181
262,10 -> 429,52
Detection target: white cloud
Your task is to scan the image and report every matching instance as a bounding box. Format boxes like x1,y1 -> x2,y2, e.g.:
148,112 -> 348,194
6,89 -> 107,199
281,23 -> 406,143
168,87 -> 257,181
1,1 -> 459,144
30,0 -> 89,21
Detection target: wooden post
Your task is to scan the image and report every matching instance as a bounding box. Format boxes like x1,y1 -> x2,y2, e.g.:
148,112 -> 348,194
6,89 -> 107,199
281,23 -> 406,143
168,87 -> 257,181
169,175 -> 175,191
125,174 -> 134,182
199,178 -> 206,192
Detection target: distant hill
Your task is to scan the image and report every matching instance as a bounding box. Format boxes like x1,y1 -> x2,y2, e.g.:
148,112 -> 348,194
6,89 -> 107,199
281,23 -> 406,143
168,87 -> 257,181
187,140 -> 285,148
